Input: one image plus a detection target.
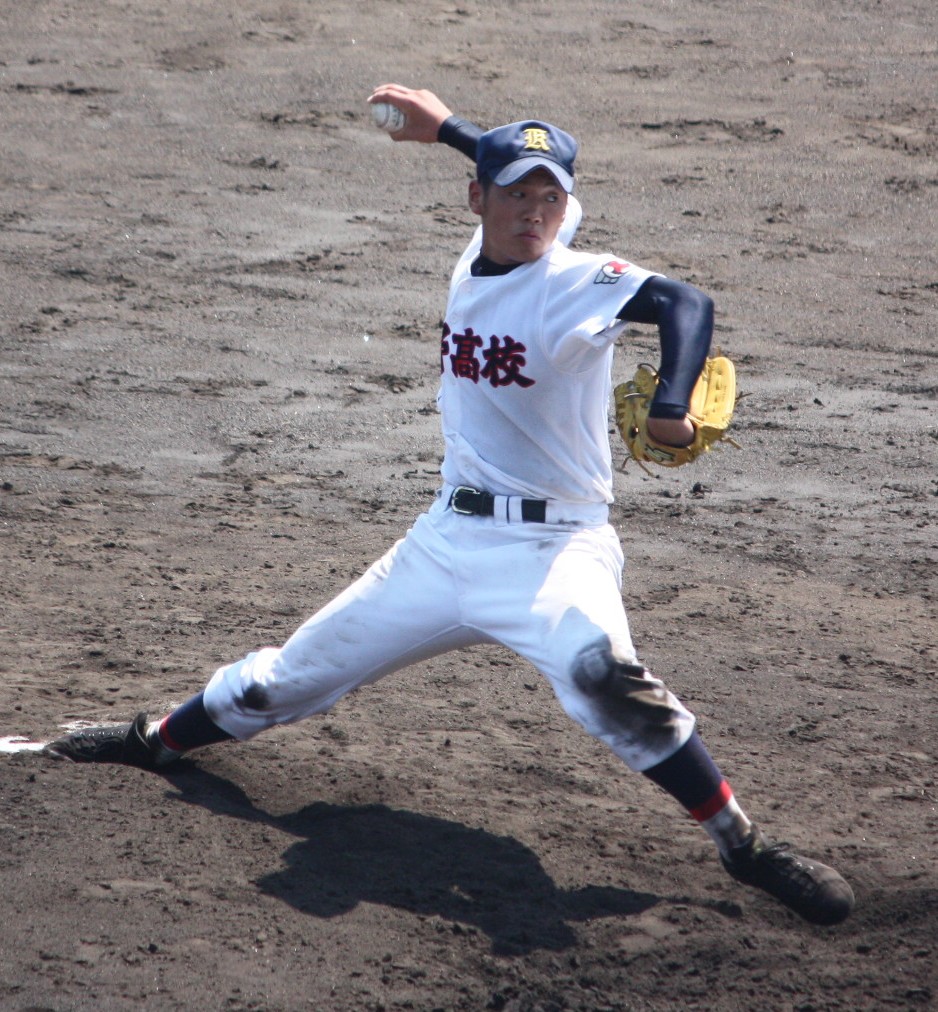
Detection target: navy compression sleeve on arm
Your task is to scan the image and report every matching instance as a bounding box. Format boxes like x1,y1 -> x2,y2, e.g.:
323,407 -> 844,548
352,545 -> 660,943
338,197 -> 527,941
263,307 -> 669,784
618,276 -> 714,419
437,115 -> 484,161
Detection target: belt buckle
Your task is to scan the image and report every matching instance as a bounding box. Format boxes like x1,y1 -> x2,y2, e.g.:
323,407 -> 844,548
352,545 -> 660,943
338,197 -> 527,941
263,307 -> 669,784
450,486 -> 480,515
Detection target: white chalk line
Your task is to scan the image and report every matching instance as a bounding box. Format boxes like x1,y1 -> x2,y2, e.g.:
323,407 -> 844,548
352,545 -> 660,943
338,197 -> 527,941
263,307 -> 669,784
1,736 -> 48,754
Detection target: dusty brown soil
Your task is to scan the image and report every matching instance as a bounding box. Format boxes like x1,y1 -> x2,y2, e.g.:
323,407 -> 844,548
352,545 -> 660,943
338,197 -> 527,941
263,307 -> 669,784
1,2 -> 936,1009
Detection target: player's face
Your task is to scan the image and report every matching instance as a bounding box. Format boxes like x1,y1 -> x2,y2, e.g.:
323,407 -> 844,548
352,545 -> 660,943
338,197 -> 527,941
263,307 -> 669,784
469,168 -> 568,265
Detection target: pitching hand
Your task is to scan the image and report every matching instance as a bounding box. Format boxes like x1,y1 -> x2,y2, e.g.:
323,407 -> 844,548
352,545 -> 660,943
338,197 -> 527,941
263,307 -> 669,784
368,84 -> 454,143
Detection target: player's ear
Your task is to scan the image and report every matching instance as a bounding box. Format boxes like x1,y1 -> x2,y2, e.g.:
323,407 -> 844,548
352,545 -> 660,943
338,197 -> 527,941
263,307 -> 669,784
468,179 -> 484,216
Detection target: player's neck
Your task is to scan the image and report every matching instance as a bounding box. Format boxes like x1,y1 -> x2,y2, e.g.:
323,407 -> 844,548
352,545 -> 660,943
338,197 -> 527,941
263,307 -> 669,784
471,254 -> 522,277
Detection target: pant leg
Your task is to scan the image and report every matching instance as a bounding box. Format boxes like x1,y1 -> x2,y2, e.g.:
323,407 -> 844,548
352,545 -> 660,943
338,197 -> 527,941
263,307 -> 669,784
459,518 -> 696,771
204,509 -> 481,739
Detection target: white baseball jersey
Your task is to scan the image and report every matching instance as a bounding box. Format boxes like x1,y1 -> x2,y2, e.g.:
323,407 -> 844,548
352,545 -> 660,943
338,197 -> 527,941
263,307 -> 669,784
203,222 -> 696,774
440,234 -> 658,504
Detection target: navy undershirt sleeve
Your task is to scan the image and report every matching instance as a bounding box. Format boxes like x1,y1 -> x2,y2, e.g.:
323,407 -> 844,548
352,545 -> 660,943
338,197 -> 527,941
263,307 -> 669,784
617,276 -> 714,419
437,115 -> 484,161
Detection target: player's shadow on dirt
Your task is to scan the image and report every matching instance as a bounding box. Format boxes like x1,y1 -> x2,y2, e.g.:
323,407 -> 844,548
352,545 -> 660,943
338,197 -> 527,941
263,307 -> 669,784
166,766 -> 661,955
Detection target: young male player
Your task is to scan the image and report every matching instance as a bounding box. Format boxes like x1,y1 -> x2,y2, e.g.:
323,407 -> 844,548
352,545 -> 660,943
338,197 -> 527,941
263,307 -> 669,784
46,85 -> 854,926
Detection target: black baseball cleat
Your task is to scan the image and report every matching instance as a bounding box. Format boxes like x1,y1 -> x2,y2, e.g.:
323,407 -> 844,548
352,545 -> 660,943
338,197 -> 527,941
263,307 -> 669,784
43,712 -> 168,769
722,826 -> 855,925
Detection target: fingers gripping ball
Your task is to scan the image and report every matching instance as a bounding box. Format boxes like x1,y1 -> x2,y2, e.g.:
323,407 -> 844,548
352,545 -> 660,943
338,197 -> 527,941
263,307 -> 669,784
371,102 -> 407,133
614,356 -> 740,470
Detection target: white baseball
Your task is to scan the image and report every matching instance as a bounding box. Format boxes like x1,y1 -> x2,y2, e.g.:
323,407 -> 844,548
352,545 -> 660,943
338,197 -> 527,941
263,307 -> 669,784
371,102 -> 406,133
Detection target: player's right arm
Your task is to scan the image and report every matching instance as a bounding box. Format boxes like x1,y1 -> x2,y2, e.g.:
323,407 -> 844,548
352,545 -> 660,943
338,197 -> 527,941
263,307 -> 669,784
367,85 -> 580,247
368,83 -> 482,156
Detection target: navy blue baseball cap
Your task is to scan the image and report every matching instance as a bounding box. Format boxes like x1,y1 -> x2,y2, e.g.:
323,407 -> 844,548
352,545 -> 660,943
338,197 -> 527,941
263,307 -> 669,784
476,120 -> 577,193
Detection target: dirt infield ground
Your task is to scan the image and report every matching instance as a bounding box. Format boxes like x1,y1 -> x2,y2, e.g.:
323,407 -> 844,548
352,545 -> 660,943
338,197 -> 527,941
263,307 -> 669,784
1,1 -> 936,1009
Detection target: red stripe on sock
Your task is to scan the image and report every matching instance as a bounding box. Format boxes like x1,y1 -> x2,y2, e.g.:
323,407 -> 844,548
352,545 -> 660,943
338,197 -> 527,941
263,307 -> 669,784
690,779 -> 733,823
157,717 -> 184,753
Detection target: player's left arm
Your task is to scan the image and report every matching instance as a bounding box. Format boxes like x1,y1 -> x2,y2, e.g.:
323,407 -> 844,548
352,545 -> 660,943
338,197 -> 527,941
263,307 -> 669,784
617,276 -> 714,446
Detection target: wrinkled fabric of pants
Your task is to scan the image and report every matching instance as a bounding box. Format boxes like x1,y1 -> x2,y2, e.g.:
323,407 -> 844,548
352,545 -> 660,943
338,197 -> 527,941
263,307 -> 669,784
204,493 -> 695,771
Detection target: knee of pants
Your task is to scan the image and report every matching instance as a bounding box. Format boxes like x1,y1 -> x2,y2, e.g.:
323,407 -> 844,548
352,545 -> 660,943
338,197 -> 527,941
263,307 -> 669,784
203,647 -> 351,741
560,638 -> 696,771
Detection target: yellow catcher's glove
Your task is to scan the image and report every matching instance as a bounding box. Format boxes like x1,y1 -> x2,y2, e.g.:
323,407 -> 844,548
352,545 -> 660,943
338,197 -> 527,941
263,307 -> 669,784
614,356 -> 740,469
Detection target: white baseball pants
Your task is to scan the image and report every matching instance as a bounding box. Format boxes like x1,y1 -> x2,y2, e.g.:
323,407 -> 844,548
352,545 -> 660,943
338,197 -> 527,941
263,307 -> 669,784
203,492 -> 696,771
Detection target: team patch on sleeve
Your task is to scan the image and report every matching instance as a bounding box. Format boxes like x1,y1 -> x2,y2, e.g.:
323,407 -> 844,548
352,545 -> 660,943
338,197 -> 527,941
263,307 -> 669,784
594,260 -> 632,284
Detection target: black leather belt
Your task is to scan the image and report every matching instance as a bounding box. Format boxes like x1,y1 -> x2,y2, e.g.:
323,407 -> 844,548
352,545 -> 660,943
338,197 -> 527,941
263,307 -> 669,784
449,485 -> 547,523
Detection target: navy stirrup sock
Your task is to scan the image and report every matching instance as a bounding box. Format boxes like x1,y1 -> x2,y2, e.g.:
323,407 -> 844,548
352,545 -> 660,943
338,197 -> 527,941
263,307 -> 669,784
642,730 -> 752,854
157,692 -> 233,752
642,730 -> 725,812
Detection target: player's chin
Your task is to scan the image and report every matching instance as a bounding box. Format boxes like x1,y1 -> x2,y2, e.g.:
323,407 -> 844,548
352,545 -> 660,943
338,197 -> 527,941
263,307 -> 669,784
513,236 -> 551,261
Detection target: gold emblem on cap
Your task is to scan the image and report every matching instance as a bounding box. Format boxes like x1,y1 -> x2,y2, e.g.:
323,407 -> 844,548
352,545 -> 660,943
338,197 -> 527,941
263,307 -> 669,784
522,127 -> 551,152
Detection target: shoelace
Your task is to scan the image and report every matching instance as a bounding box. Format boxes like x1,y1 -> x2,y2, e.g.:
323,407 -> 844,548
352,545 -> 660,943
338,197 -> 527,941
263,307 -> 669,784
758,842 -> 820,891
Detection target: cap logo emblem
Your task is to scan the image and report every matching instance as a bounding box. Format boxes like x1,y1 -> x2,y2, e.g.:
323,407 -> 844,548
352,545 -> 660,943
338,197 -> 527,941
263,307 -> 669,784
522,127 -> 551,152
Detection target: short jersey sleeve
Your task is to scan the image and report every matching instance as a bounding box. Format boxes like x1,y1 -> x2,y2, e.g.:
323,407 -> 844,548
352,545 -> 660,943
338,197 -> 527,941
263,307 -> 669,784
540,249 -> 660,371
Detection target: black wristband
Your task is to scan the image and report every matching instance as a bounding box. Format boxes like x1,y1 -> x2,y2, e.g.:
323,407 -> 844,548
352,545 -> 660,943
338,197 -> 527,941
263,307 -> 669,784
438,115 -> 484,162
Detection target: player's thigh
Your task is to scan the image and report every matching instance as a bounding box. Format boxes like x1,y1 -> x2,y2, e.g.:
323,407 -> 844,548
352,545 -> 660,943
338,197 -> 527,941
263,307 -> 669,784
278,526 -> 468,690
206,513 -> 478,732
496,525 -> 695,770
502,523 -> 636,680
